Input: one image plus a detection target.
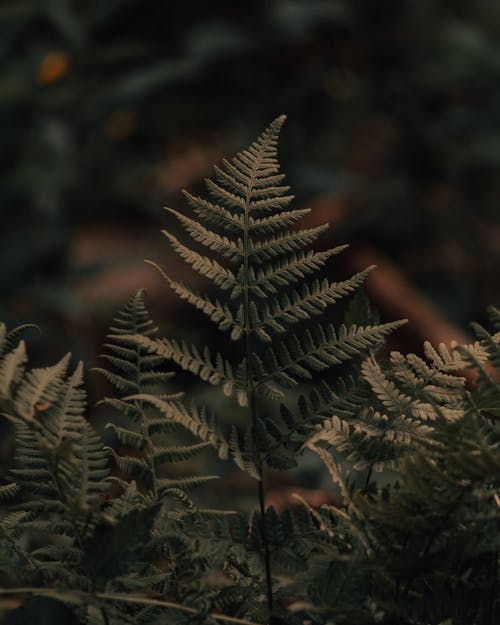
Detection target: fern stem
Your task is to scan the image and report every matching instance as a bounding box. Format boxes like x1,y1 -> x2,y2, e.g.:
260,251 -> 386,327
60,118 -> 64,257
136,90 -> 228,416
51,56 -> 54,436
251,388 -> 274,613
0,526 -> 42,577
242,144 -> 274,616
246,324 -> 274,614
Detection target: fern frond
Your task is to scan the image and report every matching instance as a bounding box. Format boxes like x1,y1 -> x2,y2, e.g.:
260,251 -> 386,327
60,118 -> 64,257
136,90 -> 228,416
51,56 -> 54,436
424,340 -> 489,372
147,261 -> 242,338
248,208 -> 311,234
105,423 -> 146,449
127,335 -> 241,399
183,190 -> 245,232
92,367 -> 139,394
124,394 -> 230,460
0,509 -> 31,531
0,322 -> 38,356
247,193 -> 296,213
97,292 -> 223,508
0,482 -> 21,504
166,208 -> 243,260
468,315 -> 500,369
258,321 -> 406,388
152,441 -> 211,465
14,353 -> 71,422
0,340 -> 112,592
454,310 -> 500,417
362,356 -> 428,421
16,360 -> 110,522
108,448 -> 150,478
248,223 -> 329,262
156,475 -> 219,495
123,117 -> 409,616
108,289 -> 158,335
253,268 -> 373,334
229,427 -> 259,478
146,116 -> 402,432
248,247 -> 348,296
0,340 -> 27,398
162,230 -> 239,292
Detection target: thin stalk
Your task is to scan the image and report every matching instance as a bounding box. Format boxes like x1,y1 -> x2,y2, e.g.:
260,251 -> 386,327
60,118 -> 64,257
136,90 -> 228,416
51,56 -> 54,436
242,155 -> 274,616
0,588 -> 263,625
249,385 -> 274,613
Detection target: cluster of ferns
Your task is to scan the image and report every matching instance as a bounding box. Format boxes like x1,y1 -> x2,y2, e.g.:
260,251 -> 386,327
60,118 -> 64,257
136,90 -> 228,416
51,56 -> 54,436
0,118 -> 499,625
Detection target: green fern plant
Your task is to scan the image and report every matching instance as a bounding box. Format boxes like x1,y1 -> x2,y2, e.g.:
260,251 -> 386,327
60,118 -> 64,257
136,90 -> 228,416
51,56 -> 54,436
298,307 -> 500,625
0,118 -> 498,625
0,323 -> 261,624
93,291 -> 257,622
126,115 -> 404,615
94,289 -> 222,502
0,323 -> 114,622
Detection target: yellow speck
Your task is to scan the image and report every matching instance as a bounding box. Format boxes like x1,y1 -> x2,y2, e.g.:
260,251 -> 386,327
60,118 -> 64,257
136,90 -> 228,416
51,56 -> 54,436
37,51 -> 69,85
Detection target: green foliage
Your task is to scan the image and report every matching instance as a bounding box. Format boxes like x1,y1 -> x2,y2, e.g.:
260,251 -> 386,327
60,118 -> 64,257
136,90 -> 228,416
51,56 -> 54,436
94,289 -> 224,500
300,306 -> 500,625
129,116 -> 402,486
1,121 -> 499,625
145,116 -> 401,399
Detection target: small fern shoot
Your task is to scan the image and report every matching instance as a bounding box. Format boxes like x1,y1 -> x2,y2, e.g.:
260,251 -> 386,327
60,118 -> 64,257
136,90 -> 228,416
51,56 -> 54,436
95,289 -> 224,503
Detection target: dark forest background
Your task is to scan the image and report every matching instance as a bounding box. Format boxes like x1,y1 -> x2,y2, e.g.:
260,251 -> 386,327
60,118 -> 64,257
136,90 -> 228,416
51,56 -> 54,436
1,0 -> 499,396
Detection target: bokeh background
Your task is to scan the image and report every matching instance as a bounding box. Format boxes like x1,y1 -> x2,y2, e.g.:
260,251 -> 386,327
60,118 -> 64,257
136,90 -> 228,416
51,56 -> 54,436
1,0 -> 499,391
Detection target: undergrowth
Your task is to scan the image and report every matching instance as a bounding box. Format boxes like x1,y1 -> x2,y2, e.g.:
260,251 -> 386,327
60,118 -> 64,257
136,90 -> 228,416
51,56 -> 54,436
0,118 -> 499,625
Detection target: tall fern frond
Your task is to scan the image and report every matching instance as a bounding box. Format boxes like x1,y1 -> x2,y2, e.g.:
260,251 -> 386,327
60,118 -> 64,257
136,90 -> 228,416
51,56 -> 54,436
122,116 -> 404,617
130,115 -> 403,448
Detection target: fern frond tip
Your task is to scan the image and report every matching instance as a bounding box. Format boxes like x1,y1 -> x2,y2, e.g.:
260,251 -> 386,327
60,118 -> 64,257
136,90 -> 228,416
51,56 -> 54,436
144,259 -> 169,283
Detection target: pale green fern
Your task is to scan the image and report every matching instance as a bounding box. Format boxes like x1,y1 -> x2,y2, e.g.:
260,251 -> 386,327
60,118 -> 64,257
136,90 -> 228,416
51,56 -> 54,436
0,324 -> 110,592
0,120 -> 498,625
130,116 -> 404,468
95,289 -> 223,502
125,116 -> 405,615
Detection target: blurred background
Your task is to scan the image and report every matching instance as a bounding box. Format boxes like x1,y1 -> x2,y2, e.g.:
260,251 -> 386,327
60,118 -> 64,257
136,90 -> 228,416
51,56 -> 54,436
1,0 -> 499,385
